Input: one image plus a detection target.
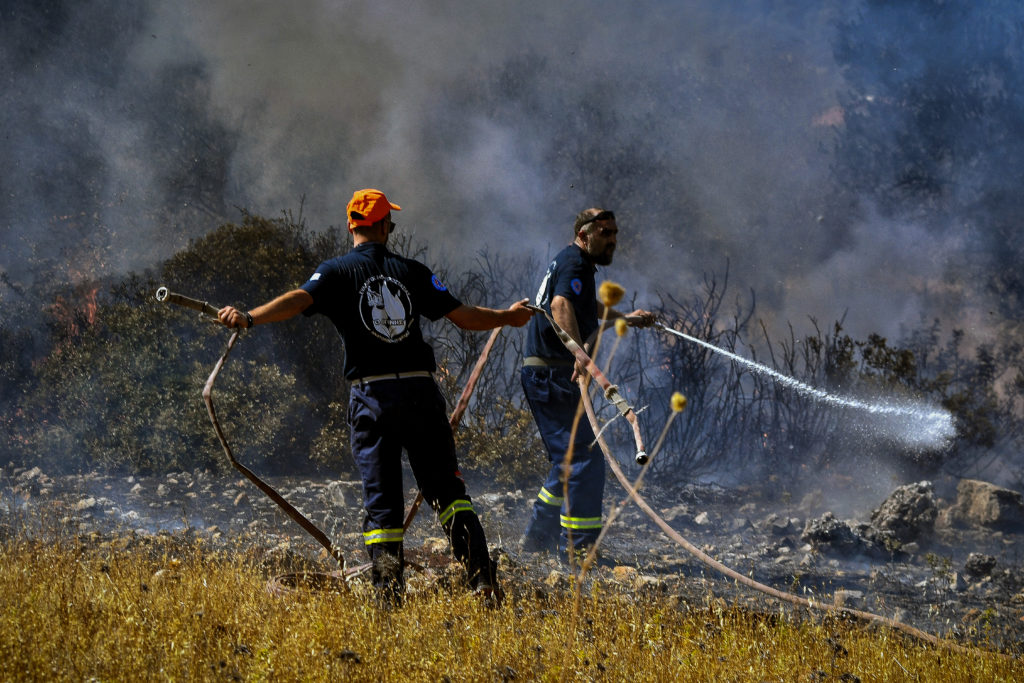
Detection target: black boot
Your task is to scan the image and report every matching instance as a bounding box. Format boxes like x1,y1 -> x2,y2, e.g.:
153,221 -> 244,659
469,555 -> 504,609
370,545 -> 404,608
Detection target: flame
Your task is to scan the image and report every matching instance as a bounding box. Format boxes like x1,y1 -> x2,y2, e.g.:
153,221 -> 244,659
48,282 -> 100,342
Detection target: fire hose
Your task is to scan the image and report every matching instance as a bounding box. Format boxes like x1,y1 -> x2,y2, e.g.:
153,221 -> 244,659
526,301 -> 999,657
156,287 -> 347,568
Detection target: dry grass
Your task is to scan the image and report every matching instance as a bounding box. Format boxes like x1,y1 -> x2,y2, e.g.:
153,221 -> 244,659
0,528 -> 1020,682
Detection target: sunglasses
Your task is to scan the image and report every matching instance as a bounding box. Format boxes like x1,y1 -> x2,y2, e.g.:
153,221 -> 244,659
578,210 -> 615,230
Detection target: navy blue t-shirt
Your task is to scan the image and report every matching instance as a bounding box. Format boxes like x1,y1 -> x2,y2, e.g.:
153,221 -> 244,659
300,242 -> 462,379
524,244 -> 598,360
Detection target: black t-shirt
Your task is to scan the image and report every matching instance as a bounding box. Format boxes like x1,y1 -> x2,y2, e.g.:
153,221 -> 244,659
300,242 -> 462,379
524,243 -> 598,360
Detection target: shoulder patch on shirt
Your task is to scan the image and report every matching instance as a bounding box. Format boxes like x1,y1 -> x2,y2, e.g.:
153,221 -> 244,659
570,278 -> 583,295
310,272 -> 321,281
431,274 -> 448,292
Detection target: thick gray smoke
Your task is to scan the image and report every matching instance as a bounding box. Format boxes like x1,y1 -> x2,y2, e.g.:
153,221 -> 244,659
3,0 -> 1023,346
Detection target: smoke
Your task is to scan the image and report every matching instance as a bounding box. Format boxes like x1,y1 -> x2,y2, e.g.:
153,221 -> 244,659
4,1 -> 1024,349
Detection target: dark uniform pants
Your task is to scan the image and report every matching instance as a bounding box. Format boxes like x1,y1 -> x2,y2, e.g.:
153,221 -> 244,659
521,365 -> 605,553
348,377 -> 492,596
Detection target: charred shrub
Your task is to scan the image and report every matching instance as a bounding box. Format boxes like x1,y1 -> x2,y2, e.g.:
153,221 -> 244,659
12,213 -> 352,475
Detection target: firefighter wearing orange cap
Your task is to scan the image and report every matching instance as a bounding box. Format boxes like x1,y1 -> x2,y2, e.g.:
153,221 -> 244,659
218,189 -> 532,605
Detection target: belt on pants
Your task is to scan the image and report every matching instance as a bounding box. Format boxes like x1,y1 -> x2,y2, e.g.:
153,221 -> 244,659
523,356 -> 574,368
351,370 -> 433,385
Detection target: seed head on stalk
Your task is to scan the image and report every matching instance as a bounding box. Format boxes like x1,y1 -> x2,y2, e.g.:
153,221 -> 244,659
599,280 -> 625,307
577,389 -> 688,585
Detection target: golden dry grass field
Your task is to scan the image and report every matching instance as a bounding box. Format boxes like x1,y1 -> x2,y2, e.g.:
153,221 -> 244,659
0,528 -> 1020,682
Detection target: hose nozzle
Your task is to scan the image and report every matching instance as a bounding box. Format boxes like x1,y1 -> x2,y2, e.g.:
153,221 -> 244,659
635,451 -> 649,465
155,286 -> 221,319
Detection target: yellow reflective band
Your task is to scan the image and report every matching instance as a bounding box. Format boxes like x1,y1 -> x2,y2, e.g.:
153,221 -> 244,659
363,528 -> 404,545
560,515 -> 602,530
537,487 -> 564,505
438,499 -> 475,525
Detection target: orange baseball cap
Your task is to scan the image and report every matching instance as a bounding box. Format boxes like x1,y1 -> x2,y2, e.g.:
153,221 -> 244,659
346,188 -> 401,230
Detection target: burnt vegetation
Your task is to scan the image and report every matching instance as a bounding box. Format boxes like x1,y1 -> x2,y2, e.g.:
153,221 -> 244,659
2,214 -> 1023,493
3,2 -> 1024,494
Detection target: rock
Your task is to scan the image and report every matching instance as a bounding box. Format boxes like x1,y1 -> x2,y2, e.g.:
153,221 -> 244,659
950,572 -> 968,592
423,537 -> 450,554
730,517 -> 753,532
767,514 -> 793,535
944,479 -> 1024,531
801,512 -> 867,556
544,570 -> 570,590
16,466 -> 43,484
693,511 -> 711,526
475,493 -> 504,507
612,566 -> 638,583
660,504 -> 689,522
74,497 -> 98,512
633,575 -> 666,593
963,552 -> 997,578
324,480 -> 363,509
833,589 -> 864,608
869,481 -> 937,543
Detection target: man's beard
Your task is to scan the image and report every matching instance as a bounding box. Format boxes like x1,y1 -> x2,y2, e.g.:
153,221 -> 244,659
592,248 -> 614,266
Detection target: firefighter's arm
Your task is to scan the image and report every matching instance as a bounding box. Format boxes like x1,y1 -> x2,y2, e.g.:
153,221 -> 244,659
218,289 -> 313,329
446,299 -> 533,330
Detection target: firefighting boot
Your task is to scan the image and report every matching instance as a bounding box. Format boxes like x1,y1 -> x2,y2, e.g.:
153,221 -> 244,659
469,556 -> 504,609
370,546 -> 405,608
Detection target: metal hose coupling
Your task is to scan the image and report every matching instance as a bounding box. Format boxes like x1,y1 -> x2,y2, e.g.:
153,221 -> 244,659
155,286 -> 221,319
635,451 -> 649,465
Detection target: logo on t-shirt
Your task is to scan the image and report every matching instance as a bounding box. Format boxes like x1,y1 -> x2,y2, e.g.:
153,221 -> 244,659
570,278 -> 583,295
431,274 -> 447,292
535,261 -> 556,306
359,275 -> 413,342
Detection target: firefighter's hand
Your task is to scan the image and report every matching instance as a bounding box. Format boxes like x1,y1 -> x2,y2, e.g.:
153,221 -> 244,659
218,306 -> 253,329
625,309 -> 656,327
571,359 -> 585,383
505,299 -> 534,327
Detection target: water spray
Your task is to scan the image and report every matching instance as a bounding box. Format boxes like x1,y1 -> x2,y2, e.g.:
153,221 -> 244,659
655,322 -> 955,449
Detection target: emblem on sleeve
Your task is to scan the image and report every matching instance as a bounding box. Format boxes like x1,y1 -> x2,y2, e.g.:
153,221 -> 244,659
431,274 -> 448,292
570,278 -> 583,295
359,275 -> 413,342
